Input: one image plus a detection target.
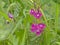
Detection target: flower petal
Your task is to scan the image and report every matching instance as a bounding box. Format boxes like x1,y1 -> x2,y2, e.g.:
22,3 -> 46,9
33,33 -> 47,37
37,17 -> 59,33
30,9 -> 35,15
31,23 -> 38,32
33,10 -> 42,19
36,29 -> 43,36
8,13 -> 13,19
38,23 -> 46,29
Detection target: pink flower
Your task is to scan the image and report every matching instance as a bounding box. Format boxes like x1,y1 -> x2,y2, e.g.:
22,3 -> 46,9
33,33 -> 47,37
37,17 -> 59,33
38,23 -> 46,29
30,9 -> 35,15
31,23 -> 37,32
31,23 -> 46,36
8,13 -> 13,19
30,9 -> 42,19
36,29 -> 43,36
34,12 -> 42,19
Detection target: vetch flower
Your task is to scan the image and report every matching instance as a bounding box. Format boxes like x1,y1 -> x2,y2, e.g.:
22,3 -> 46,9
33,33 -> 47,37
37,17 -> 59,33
31,23 -> 37,32
34,11 -> 42,19
31,23 -> 46,36
30,9 -> 42,19
8,13 -> 13,19
30,9 -> 35,15
37,23 -> 46,29
36,29 -> 43,36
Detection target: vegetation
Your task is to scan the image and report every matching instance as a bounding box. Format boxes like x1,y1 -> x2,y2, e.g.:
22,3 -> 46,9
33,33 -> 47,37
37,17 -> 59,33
0,0 -> 60,45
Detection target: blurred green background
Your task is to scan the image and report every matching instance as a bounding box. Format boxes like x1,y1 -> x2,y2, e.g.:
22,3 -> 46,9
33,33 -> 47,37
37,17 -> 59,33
0,0 -> 60,45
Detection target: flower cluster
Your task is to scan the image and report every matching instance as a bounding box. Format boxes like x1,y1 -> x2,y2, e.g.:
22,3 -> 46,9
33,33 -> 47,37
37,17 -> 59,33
31,23 -> 46,36
30,9 -> 42,19
30,8 -> 46,36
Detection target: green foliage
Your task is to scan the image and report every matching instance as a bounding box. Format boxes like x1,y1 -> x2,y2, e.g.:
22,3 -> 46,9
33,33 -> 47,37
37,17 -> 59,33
0,0 -> 60,45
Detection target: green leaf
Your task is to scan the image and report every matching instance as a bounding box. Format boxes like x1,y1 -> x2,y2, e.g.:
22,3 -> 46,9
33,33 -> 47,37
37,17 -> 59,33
0,11 -> 10,20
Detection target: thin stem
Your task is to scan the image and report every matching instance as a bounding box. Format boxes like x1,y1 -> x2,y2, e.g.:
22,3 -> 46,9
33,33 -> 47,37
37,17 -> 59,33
40,8 -> 50,45
55,3 -> 59,36
40,8 -> 49,29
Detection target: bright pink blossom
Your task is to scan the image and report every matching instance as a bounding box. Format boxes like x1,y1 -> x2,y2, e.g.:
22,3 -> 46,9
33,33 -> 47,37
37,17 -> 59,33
34,12 -> 42,19
31,23 -> 46,36
30,9 -> 42,19
30,9 -> 35,15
